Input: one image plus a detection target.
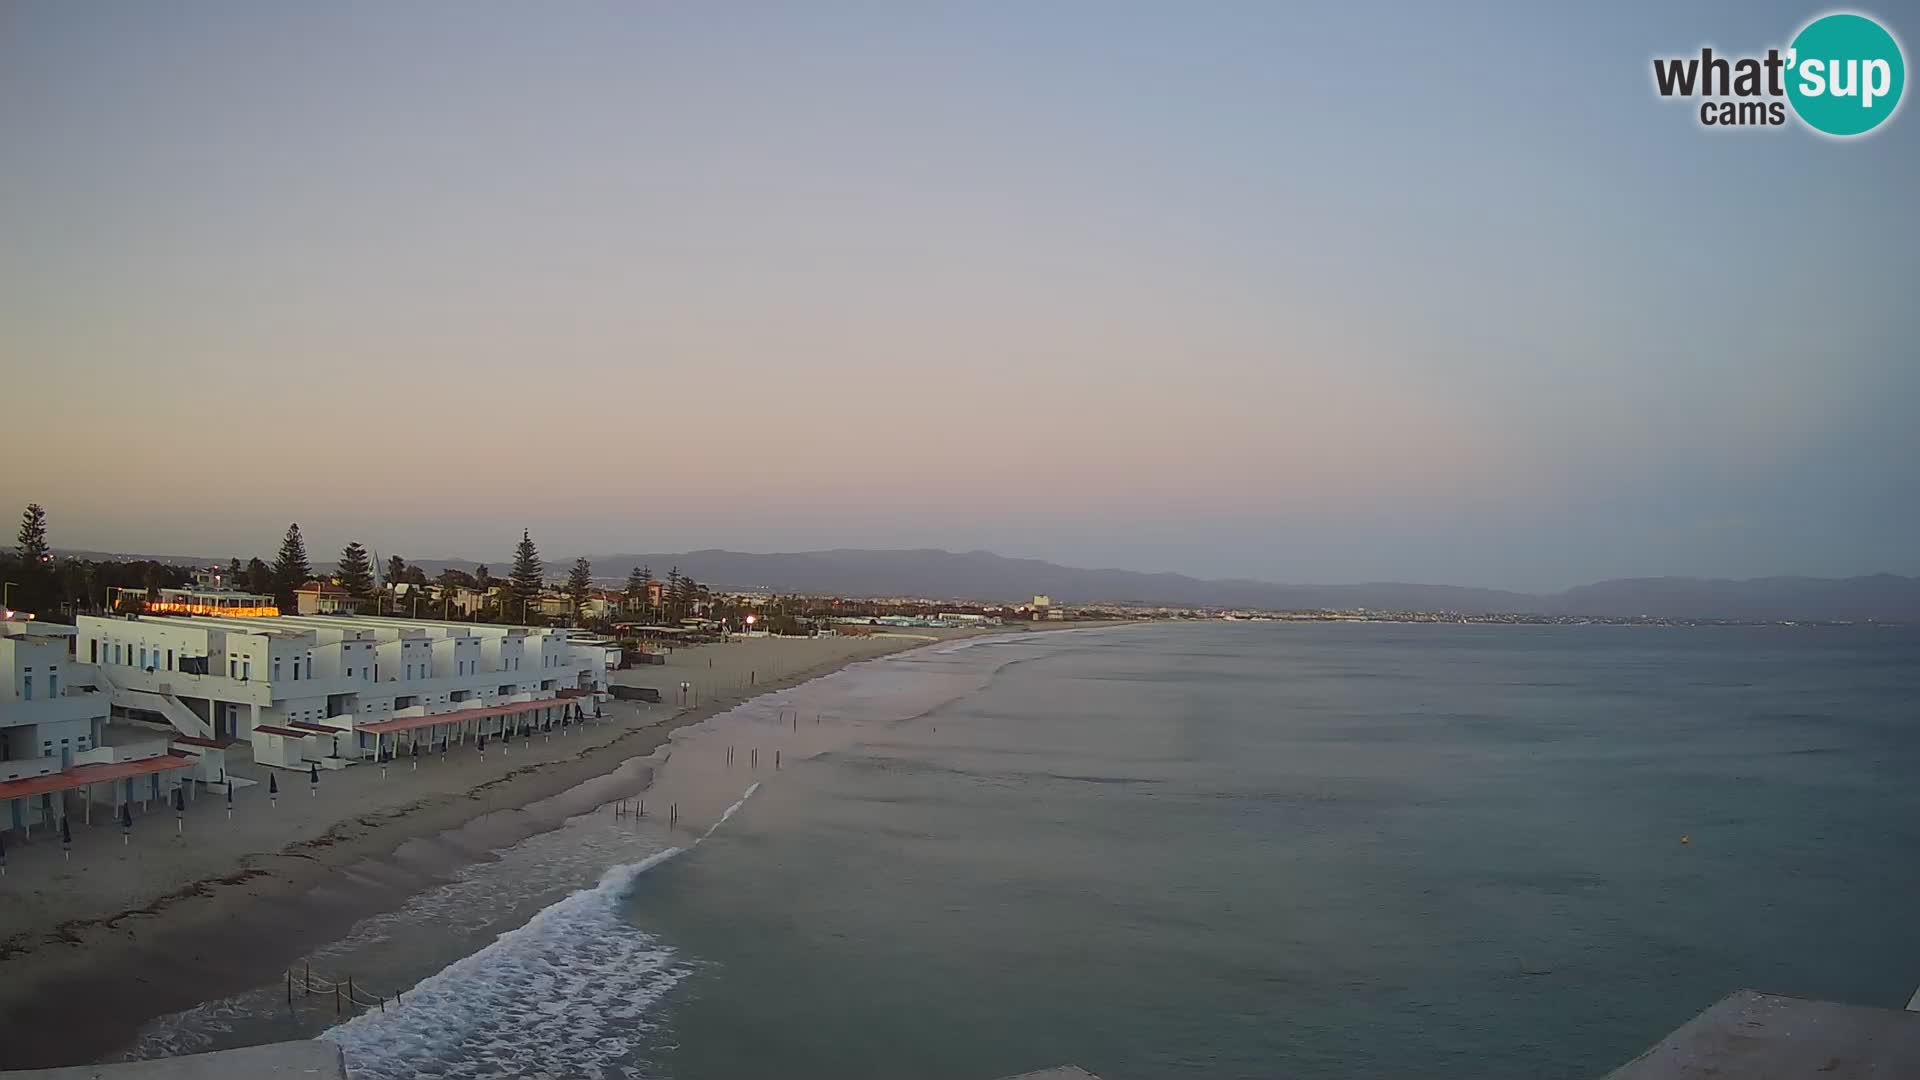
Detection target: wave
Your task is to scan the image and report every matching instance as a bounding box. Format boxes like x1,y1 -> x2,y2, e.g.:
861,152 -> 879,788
324,783 -> 762,1079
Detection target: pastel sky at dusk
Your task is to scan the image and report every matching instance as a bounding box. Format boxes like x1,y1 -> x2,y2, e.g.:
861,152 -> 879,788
2,1 -> 1915,591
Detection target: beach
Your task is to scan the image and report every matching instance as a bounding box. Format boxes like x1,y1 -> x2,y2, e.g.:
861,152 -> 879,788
0,626 -> 1047,1070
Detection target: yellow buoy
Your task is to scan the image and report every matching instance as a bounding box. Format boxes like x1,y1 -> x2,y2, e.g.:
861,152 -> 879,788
1680,835 -> 1690,845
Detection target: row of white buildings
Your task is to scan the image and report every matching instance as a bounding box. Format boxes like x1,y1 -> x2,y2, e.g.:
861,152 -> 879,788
2,602 -> 614,830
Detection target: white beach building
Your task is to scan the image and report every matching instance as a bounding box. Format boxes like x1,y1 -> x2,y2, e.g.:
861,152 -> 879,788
2,621 -> 194,831
72,611 -> 611,770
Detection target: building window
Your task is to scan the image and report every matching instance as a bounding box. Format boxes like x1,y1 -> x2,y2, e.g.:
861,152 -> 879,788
242,660 -> 251,680
90,640 -> 99,663
274,660 -> 281,681
292,662 -> 300,681
22,675 -> 32,701
48,673 -> 58,697
306,657 -> 312,679
230,658 -> 238,678
140,647 -> 148,668
167,648 -> 174,670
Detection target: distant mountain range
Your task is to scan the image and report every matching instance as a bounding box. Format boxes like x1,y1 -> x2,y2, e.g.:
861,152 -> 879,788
52,546 -> 1920,621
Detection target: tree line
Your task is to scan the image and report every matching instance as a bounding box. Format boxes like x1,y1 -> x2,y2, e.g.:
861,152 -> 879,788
5,505 -> 705,628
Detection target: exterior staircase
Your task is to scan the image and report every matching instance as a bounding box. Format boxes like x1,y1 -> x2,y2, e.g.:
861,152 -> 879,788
91,666 -> 216,740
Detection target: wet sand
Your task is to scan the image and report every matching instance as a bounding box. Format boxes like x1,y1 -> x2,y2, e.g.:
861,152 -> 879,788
0,626 -> 1089,1070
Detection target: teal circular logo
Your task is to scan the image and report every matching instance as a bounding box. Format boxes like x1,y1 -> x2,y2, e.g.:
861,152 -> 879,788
1786,13 -> 1905,136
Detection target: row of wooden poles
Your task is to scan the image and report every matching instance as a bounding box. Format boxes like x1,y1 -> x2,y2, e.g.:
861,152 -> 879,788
612,798 -> 676,825
289,960 -> 402,1016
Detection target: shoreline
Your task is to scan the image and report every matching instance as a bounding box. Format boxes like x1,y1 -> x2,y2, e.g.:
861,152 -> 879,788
0,623 -> 1121,1070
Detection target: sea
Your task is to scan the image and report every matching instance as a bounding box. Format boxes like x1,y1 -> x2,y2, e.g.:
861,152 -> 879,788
129,622 -> 1920,1079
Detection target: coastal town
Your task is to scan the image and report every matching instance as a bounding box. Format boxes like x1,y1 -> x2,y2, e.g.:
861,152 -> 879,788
0,500 -> 1897,934
0,505 -> 1058,867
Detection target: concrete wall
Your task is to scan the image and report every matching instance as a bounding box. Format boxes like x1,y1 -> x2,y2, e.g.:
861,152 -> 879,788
1,635 -> 109,767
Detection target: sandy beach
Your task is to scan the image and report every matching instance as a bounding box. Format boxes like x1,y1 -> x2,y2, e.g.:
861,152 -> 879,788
0,626 -> 1053,1070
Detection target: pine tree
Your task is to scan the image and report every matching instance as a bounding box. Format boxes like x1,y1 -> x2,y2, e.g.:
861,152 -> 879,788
337,542 -> 375,603
227,557 -> 242,585
12,503 -> 53,613
663,566 -> 682,622
271,523 -> 312,613
15,504 -> 50,564
624,565 -> 652,619
474,564 -> 492,591
386,555 -> 407,589
566,557 -> 593,617
509,530 -> 543,621
674,574 -> 699,619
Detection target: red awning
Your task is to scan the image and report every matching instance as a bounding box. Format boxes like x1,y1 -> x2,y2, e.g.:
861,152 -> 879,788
0,751 -> 194,802
253,725 -> 312,737
358,697 -> 576,737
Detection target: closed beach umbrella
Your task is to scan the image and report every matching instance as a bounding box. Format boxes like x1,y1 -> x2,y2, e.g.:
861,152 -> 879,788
269,772 -> 279,805
309,762 -> 319,796
61,816 -> 72,860
120,802 -> 133,845
174,787 -> 185,832
226,782 -> 234,819
1,830 -> 7,875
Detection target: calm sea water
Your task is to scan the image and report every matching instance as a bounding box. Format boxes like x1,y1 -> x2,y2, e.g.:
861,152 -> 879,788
620,623 -> 1920,1080
135,623 -> 1920,1079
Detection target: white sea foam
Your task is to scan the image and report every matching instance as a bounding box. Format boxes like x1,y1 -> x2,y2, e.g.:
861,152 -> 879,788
706,782 -> 759,837
324,784 -> 762,1079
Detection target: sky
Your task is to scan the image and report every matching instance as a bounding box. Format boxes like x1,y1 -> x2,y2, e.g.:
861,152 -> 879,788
2,1 -> 1915,592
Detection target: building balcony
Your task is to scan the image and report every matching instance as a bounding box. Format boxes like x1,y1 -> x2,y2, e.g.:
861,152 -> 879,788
0,689 -> 109,731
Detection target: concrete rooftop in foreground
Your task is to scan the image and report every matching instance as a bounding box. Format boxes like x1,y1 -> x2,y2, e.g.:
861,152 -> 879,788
5,991 -> 1917,1078
1603,990 -> 1920,1080
2,1040 -> 344,1079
